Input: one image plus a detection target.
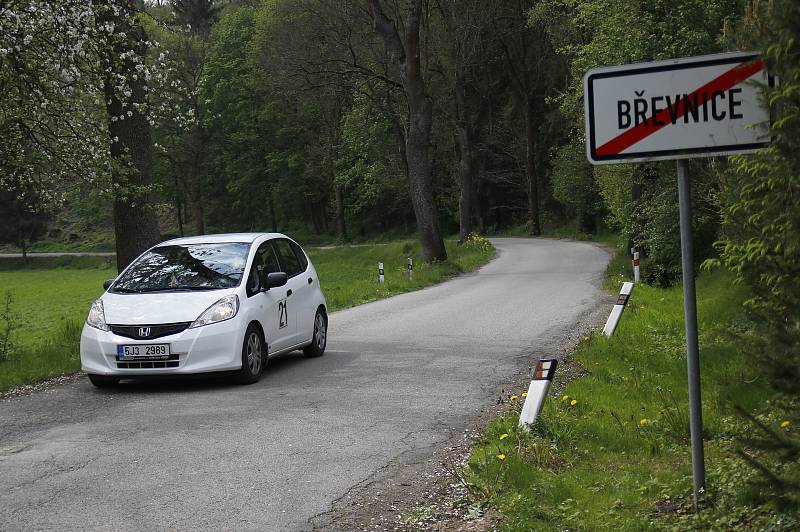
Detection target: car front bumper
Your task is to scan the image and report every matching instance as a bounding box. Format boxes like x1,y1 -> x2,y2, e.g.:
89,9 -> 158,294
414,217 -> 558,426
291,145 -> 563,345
80,317 -> 243,376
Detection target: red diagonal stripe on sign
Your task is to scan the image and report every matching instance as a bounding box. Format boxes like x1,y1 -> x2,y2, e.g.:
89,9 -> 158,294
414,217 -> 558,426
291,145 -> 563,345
595,59 -> 765,157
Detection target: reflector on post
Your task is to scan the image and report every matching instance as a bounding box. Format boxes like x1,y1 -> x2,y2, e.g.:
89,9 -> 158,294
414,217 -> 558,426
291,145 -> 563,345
519,358 -> 558,431
603,282 -> 634,336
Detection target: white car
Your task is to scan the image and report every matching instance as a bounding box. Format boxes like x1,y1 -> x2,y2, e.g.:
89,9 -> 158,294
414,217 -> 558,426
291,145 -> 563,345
80,233 -> 328,387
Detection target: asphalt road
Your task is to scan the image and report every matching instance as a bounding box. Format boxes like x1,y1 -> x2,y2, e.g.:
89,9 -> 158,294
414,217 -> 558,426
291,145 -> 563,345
0,238 -> 610,531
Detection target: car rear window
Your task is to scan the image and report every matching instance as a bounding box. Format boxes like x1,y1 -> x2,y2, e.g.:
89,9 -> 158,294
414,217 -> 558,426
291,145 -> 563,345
272,239 -> 305,278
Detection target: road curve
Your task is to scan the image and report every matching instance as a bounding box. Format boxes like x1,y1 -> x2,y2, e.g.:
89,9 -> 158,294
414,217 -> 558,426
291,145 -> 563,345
0,238 -> 610,531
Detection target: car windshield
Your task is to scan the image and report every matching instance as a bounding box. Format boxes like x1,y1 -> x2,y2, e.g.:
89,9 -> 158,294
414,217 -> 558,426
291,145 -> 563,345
111,243 -> 251,293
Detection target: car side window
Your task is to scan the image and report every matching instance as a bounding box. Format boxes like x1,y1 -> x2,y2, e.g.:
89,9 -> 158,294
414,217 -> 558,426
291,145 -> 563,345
289,240 -> 309,272
272,239 -> 303,278
246,242 -> 281,297
259,244 -> 281,276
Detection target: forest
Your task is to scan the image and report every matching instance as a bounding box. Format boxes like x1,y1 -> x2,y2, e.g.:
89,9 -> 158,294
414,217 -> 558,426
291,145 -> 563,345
1,0 -> 799,524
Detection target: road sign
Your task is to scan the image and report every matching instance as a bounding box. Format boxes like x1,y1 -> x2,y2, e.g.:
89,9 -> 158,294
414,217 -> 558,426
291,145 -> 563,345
583,51 -> 774,508
584,51 -> 771,164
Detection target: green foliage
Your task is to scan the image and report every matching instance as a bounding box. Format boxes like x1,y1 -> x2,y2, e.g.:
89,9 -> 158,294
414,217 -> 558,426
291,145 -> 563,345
550,138 -> 601,233
335,93 -> 409,232
709,0 -> 800,506
594,163 -> 635,235
545,0 -> 739,284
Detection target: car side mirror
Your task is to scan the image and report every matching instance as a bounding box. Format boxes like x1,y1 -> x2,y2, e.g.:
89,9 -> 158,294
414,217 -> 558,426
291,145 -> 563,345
263,272 -> 288,290
103,279 -> 115,290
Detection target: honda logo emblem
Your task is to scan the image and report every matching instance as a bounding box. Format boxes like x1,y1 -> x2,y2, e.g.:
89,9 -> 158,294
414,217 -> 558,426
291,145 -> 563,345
138,327 -> 151,338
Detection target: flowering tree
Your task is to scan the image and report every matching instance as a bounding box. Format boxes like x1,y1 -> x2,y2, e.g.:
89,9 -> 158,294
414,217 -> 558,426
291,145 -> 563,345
0,1 -> 170,269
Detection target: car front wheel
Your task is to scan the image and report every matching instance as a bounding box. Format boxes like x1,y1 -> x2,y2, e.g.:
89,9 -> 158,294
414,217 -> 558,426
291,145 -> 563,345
237,324 -> 265,384
303,309 -> 327,358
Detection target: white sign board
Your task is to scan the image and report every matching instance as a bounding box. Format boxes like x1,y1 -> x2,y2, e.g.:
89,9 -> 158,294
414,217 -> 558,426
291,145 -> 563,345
584,52 -> 771,165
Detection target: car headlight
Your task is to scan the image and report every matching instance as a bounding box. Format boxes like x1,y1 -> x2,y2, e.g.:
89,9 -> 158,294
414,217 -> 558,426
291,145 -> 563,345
190,295 -> 239,328
86,299 -> 110,331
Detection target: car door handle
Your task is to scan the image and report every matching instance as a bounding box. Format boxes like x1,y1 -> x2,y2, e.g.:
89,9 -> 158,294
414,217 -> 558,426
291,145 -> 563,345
287,289 -> 293,297
308,277 -> 313,285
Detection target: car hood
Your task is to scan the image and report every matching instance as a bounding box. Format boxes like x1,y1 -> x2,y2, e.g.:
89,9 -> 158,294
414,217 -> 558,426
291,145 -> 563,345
101,289 -> 237,325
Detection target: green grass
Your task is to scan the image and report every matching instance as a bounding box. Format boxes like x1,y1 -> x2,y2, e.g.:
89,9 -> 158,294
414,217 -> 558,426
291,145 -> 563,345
463,267 -> 798,530
0,255 -> 115,271
25,231 -> 116,253
309,237 -> 494,312
0,267 -> 115,390
0,237 -> 494,392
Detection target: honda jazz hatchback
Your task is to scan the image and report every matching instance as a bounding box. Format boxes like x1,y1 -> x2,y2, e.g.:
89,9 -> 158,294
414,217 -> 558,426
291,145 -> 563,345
80,233 -> 328,387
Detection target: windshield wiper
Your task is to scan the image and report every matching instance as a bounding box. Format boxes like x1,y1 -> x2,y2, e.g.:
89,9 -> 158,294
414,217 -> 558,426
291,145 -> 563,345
111,287 -> 141,293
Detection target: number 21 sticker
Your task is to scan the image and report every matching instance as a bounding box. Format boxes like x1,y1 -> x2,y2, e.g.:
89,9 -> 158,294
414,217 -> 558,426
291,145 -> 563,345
278,299 -> 288,329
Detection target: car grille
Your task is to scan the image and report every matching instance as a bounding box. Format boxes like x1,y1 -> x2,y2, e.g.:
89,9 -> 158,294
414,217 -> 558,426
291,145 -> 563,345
109,322 -> 192,340
117,354 -> 180,369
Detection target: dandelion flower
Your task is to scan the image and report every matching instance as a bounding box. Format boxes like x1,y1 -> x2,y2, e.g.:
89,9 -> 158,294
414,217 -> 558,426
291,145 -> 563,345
562,395 -> 570,401
570,399 -> 578,406
781,420 -> 790,429
521,392 -> 528,398
499,433 -> 509,440
510,394 -> 518,400
639,418 -> 650,426
496,453 -> 506,461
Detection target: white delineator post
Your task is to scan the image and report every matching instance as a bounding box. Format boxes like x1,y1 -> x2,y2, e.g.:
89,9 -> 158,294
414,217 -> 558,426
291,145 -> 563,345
407,257 -> 413,280
633,251 -> 641,283
378,262 -> 385,284
518,359 -> 558,431
603,282 -> 634,336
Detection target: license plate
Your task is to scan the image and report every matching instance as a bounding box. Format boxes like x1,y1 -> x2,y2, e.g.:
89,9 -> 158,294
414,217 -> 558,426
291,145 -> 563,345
116,344 -> 171,360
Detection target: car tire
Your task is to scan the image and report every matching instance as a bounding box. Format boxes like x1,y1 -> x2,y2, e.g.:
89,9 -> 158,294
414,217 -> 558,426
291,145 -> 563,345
303,309 -> 327,358
88,374 -> 119,388
237,324 -> 265,384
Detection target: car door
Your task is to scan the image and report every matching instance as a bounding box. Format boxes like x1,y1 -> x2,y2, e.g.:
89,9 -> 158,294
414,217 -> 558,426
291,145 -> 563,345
271,238 -> 309,347
287,239 -> 316,341
246,241 -> 294,353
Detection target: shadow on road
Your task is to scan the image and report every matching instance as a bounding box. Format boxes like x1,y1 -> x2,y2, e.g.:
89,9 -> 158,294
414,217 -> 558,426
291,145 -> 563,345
91,350 -> 314,395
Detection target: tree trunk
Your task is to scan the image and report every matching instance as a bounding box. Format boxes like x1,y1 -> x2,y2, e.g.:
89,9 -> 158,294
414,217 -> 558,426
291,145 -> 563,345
103,8 -> 160,271
454,77 -> 475,244
190,126 -> 206,235
193,192 -> 205,235
456,123 -> 476,244
269,189 -> 278,232
368,0 -> 447,262
172,173 -> 184,236
335,185 -> 347,241
524,96 -> 541,236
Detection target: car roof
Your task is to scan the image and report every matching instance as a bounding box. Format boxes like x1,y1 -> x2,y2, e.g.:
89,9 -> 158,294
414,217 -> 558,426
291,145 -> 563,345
158,233 -> 287,246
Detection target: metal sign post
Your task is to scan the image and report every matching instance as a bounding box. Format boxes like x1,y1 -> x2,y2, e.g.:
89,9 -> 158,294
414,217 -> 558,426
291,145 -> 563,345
583,51 -> 772,508
677,159 -> 705,502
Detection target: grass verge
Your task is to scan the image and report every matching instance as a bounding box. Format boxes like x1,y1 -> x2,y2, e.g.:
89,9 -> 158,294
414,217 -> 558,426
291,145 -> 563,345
312,236 -> 494,312
0,236 -> 494,392
462,266 -> 799,530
